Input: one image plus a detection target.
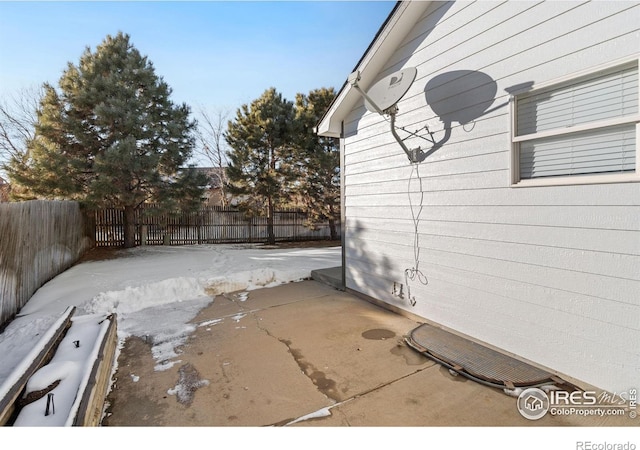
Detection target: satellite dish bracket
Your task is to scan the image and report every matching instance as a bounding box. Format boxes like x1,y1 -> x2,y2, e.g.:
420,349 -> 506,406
388,106 -> 427,163
349,69 -> 427,164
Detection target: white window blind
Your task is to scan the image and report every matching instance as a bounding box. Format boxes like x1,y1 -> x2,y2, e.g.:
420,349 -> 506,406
515,62 -> 638,180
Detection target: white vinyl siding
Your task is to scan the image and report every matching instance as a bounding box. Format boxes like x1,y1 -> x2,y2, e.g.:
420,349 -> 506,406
513,60 -> 639,182
339,0 -> 640,394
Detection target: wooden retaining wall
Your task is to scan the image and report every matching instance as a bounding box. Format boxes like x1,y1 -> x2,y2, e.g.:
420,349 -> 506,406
70,313 -> 118,427
0,308 -> 118,427
0,306 -> 76,426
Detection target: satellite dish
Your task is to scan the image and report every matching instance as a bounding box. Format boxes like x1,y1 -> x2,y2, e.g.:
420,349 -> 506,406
364,67 -> 417,113
348,66 -> 424,163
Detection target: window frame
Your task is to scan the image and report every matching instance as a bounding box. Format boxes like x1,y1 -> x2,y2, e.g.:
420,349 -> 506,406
510,55 -> 640,187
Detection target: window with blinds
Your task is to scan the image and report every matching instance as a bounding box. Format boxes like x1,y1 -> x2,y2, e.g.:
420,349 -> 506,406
512,60 -> 639,184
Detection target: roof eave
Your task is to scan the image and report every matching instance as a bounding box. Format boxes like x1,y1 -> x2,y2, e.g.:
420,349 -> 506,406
317,0 -> 432,137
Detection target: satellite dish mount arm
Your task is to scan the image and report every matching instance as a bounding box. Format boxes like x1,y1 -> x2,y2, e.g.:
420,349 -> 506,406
349,70 -> 426,164
388,105 -> 426,164
349,71 -> 385,116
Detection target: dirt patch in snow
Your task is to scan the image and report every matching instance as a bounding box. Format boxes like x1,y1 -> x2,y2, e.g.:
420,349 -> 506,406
167,363 -> 209,406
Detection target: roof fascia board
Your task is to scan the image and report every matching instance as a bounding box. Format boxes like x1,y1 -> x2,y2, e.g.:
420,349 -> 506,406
317,1 -> 432,137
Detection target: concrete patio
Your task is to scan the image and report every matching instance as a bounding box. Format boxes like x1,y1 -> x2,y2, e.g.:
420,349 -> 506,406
101,279 -> 634,427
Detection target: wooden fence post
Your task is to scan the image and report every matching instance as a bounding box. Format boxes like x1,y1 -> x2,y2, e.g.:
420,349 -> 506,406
140,225 -> 148,246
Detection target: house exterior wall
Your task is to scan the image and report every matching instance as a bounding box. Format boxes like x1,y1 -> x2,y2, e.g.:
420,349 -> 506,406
342,1 -> 639,393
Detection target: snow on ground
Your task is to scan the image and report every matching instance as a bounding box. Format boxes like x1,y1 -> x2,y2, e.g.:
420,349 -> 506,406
0,244 -> 341,401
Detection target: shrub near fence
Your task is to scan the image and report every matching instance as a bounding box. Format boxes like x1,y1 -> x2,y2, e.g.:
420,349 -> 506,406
0,200 -> 93,328
95,205 -> 338,247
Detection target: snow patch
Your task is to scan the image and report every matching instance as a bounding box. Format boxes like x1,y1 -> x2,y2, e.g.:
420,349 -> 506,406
232,313 -> 247,323
23,360 -> 78,394
83,277 -> 207,316
198,318 -> 223,328
286,406 -> 333,425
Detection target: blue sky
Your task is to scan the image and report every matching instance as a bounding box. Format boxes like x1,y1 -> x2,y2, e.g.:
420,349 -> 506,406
0,1 -> 396,113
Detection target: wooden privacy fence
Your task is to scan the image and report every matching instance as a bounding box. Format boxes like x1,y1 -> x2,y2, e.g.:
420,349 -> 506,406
0,200 -> 93,327
94,206 -> 338,247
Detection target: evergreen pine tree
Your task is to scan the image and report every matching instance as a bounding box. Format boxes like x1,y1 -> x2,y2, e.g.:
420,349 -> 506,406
6,32 -> 206,248
224,88 -> 296,245
294,87 -> 340,240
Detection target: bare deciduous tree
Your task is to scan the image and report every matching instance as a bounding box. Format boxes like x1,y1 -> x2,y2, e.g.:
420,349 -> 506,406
0,85 -> 43,174
194,106 -> 230,206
